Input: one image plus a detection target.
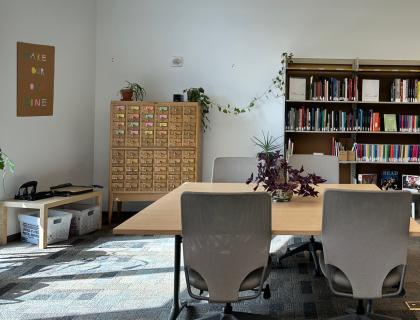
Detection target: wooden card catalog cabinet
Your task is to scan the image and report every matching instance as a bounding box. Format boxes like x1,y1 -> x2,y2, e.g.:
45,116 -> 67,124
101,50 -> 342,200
108,101 -> 202,222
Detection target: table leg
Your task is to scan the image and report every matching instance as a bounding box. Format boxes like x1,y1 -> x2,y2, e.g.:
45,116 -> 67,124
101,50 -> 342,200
169,235 -> 187,320
117,201 -> 122,216
108,196 -> 113,225
0,206 -> 7,245
96,193 -> 103,229
39,206 -> 48,249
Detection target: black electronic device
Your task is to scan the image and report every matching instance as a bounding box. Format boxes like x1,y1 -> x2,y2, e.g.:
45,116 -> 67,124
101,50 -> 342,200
14,181 -> 54,201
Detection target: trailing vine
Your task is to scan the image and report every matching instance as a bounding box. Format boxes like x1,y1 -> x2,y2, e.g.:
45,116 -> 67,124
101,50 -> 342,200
185,52 -> 293,130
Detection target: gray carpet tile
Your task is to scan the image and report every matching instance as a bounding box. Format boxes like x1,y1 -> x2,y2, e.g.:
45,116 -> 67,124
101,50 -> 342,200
0,227 -> 420,319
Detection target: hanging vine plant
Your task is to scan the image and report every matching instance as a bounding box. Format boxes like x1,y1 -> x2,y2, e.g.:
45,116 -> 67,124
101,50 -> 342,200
185,52 -> 293,130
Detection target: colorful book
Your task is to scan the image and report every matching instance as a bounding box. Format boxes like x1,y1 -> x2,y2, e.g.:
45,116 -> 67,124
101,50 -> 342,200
358,173 -> 377,185
384,114 -> 397,132
402,175 -> 420,193
380,170 -> 399,190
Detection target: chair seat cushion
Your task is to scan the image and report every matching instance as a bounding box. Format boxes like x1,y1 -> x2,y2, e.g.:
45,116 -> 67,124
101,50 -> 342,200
318,252 -> 402,289
187,256 -> 271,292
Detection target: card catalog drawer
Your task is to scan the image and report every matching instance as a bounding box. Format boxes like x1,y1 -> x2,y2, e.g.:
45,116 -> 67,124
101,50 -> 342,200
168,166 -> 181,173
169,122 -> 183,130
113,113 -> 125,121
112,138 -> 125,147
141,138 -> 154,147
113,121 -> 125,129
182,174 -> 195,182
153,182 -> 167,191
154,174 -> 167,182
126,150 -> 139,159
182,138 -> 196,147
139,183 -> 153,191
127,113 -> 139,121
139,174 -> 153,182
169,138 -> 182,147
112,174 -> 124,181
112,182 -> 124,190
169,150 -> 182,159
183,122 -> 196,131
139,166 -> 153,173
182,150 -> 196,159
154,158 -> 168,166
140,150 -> 153,159
126,138 -> 139,147
169,158 -> 181,166
155,138 -> 168,147
156,106 -> 169,114
168,174 -> 181,181
154,150 -> 167,159
140,105 -> 155,114
169,106 -> 183,114
127,105 -> 140,113
112,150 -> 125,158
113,105 -> 126,112
112,166 -> 124,173
183,106 -> 196,115
154,166 -> 167,173
112,158 -> 124,166
125,166 -> 139,173
139,158 -> 153,166
125,174 -> 138,181
170,115 -> 183,122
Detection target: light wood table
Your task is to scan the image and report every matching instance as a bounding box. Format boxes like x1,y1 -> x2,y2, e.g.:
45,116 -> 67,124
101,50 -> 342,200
113,183 -> 420,320
0,191 -> 102,249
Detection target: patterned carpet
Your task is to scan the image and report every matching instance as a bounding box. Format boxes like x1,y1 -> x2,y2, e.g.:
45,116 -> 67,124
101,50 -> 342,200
1,227 -> 420,320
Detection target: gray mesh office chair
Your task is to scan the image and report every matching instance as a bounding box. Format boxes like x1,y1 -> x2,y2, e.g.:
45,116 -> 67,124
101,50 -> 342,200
278,154 -> 339,275
181,192 -> 273,319
211,157 -> 257,183
320,190 -> 411,319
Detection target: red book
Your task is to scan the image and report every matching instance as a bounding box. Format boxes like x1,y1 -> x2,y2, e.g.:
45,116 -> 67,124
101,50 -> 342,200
349,79 -> 353,101
373,112 -> 380,131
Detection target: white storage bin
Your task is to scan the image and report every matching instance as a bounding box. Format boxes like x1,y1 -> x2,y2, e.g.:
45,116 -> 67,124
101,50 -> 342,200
60,204 -> 100,236
18,210 -> 72,245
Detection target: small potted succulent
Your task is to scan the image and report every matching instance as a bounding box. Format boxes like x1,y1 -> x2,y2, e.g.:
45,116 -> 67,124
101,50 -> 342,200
247,132 -> 325,201
119,81 -> 146,101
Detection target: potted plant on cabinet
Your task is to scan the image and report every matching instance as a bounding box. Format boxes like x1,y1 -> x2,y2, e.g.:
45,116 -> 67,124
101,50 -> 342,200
119,81 -> 146,101
247,132 -> 325,201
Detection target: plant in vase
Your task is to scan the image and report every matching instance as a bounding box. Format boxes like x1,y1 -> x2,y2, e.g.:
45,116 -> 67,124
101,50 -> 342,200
247,132 -> 325,201
119,81 -> 146,101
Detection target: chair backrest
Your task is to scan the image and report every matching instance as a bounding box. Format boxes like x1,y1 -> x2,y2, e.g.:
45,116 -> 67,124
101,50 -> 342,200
322,189 -> 411,299
181,192 -> 272,302
289,154 -> 339,183
211,157 -> 257,183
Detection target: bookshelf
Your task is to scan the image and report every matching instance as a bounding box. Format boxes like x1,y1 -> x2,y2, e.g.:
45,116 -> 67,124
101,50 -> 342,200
285,58 -> 420,185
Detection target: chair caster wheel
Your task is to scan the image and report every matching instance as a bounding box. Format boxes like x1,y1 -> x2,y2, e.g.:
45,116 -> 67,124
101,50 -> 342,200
263,284 -> 271,299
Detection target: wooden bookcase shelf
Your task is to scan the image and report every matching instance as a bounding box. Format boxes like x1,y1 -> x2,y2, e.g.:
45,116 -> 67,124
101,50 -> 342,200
285,58 -> 420,184
108,101 -> 202,222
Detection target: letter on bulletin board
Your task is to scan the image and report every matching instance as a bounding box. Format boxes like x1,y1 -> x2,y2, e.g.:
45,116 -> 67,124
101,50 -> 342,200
17,42 -> 55,117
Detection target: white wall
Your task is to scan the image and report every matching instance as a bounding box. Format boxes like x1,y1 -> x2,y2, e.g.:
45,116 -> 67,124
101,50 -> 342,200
0,0 -> 97,235
94,0 -> 420,208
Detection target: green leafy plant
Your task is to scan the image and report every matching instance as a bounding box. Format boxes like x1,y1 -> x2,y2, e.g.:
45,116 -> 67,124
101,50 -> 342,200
120,81 -> 146,101
184,87 -> 254,130
0,149 -> 15,192
185,52 -> 293,130
251,131 -> 282,155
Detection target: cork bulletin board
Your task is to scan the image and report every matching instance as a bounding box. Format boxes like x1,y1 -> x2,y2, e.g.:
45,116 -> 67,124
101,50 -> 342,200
17,42 -> 55,117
